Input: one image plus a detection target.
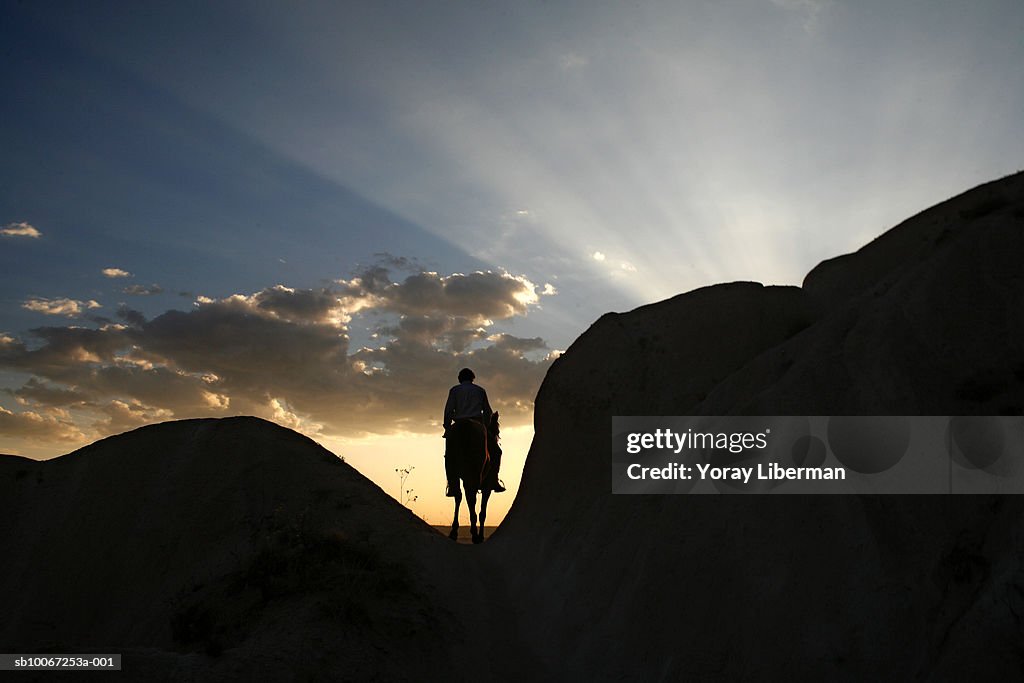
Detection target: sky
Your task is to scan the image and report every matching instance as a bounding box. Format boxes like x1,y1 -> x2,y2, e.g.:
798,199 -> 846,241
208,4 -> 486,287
2,0 -> 1023,523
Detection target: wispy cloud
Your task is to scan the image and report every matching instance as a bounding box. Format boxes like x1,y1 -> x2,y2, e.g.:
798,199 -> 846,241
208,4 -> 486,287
559,52 -> 589,71
123,284 -> 163,296
22,297 -> 101,317
102,268 -> 132,278
1,222 -> 41,238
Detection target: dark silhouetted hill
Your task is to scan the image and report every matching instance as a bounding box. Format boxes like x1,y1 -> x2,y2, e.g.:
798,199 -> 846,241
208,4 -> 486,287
496,170 -> 1024,680
0,417 -> 466,680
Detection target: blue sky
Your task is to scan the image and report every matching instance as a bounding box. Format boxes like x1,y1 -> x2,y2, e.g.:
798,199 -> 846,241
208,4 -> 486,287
2,1 -> 1022,519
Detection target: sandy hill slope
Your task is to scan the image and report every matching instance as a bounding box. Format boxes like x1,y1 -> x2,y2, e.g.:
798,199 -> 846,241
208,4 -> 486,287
0,417 -> 471,680
494,171 -> 1024,680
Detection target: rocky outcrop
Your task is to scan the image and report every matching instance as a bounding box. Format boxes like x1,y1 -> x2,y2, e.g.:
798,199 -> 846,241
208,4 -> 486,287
496,171 -> 1024,680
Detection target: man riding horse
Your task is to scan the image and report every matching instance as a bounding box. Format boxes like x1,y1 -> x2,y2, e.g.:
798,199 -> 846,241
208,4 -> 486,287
443,367 -> 504,543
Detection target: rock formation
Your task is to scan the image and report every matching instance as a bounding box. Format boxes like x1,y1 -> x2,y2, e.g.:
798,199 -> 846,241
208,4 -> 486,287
495,170 -> 1024,679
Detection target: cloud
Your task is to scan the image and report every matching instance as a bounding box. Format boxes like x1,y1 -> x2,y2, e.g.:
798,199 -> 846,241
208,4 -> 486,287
559,53 -> 588,71
371,252 -> 422,272
388,271 -> 539,319
592,251 -> 606,262
95,399 -> 174,433
102,268 -> 132,278
0,405 -> 85,442
0,324 -> 130,377
1,222 -> 41,238
244,285 -> 347,324
8,378 -> 90,407
0,266 -> 556,444
136,297 -> 350,388
116,305 -> 147,327
22,297 -> 102,317
123,284 -> 163,296
269,397 -> 319,432
486,334 -> 547,354
337,267 -> 541,322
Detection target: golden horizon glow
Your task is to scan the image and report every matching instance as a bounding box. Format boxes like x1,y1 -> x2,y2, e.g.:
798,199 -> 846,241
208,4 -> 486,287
4,422 -> 534,528
324,424 -> 533,526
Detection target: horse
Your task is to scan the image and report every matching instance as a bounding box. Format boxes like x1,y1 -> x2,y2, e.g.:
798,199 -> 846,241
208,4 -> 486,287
446,412 -> 500,544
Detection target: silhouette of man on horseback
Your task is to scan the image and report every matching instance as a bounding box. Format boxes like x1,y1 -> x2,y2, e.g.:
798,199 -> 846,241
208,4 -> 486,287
443,368 -> 491,449
443,368 -> 504,543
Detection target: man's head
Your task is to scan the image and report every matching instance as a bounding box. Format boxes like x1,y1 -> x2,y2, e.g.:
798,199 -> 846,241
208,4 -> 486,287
458,367 -> 475,383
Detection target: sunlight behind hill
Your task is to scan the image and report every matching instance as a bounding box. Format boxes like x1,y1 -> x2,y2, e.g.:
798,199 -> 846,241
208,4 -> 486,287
322,425 -> 532,526
2,421 -> 532,528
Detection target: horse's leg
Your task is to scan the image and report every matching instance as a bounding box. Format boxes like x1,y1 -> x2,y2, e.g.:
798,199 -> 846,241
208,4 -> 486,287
467,485 -> 480,544
449,487 -> 462,541
478,489 -> 491,542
